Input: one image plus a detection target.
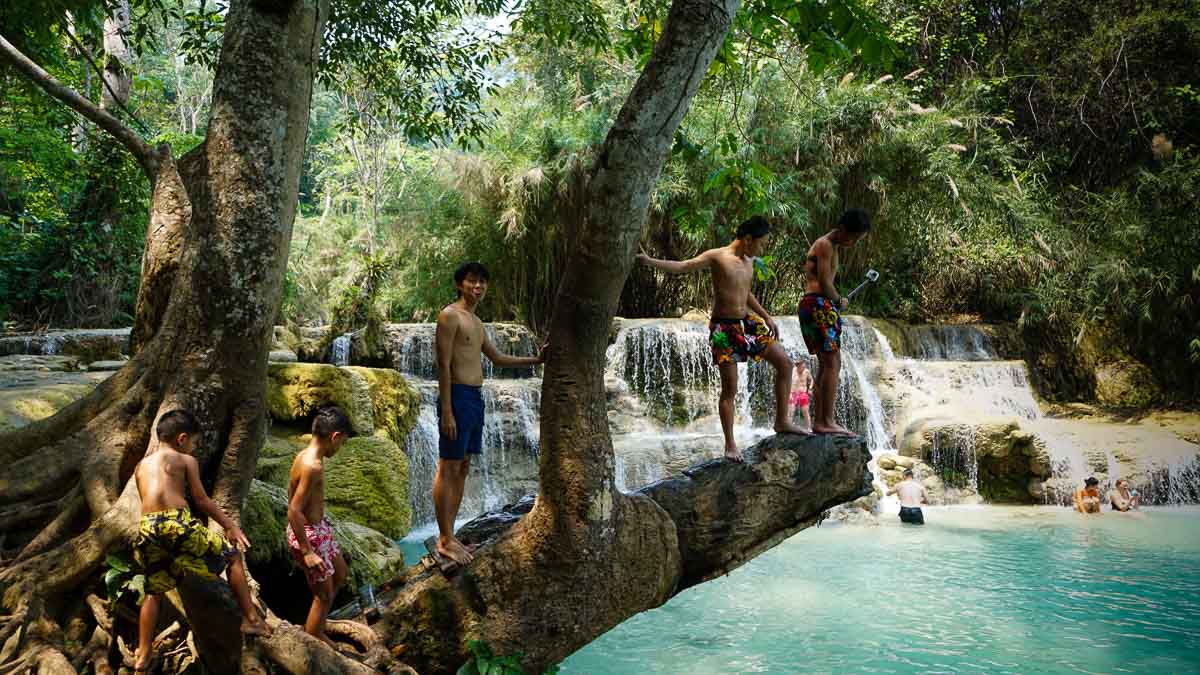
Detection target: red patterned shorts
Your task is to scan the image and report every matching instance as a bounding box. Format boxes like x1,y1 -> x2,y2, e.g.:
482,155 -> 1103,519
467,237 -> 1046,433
286,516 -> 341,585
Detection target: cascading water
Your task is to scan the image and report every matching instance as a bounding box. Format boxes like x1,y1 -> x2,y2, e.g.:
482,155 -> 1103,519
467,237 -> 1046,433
393,316 -> 1199,527
330,334 -> 352,366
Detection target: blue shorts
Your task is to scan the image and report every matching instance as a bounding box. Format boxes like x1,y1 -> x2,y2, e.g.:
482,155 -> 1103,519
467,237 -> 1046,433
438,384 -> 484,460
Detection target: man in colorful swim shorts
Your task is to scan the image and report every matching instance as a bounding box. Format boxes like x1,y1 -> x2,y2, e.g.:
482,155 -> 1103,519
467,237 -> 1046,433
637,215 -> 809,462
287,405 -> 353,644
799,208 -> 871,436
434,261 -> 548,566
133,410 -> 269,672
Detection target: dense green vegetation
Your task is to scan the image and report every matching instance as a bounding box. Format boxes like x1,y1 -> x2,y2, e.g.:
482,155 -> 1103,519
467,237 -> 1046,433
2,0 -> 1197,400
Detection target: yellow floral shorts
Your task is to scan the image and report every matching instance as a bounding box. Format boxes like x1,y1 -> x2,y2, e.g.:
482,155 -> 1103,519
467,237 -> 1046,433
133,508 -> 235,595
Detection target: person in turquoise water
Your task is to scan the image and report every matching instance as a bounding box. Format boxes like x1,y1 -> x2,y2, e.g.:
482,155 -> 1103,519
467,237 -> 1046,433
637,216 -> 810,462
798,209 -> 871,437
1109,478 -> 1140,512
1074,477 -> 1102,513
887,468 -> 928,524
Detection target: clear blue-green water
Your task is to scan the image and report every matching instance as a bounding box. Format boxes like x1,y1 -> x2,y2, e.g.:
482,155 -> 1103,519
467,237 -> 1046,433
557,507 -> 1200,674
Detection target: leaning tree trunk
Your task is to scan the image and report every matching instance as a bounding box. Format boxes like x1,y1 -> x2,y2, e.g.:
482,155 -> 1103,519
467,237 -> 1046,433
0,2 -> 373,673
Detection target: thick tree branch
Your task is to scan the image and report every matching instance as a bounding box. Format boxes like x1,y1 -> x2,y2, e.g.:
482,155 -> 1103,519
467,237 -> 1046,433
0,32 -> 158,180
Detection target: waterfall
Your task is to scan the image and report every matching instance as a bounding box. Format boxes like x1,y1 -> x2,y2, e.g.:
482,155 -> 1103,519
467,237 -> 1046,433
330,334 -> 352,366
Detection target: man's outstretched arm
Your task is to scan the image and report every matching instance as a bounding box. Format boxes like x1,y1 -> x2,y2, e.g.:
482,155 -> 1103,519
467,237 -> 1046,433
483,337 -> 547,368
636,248 -> 713,275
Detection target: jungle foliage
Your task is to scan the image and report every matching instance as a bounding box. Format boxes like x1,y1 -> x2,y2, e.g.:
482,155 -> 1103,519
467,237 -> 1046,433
2,0 -> 1197,400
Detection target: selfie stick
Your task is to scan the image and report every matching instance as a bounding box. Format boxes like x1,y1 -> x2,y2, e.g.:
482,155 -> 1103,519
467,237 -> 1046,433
845,269 -> 880,301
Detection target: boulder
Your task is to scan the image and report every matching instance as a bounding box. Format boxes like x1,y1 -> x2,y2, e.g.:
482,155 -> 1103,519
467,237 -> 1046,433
86,360 -> 127,371
1095,360 -> 1161,408
0,376 -> 106,432
266,363 -> 418,444
268,350 -> 298,363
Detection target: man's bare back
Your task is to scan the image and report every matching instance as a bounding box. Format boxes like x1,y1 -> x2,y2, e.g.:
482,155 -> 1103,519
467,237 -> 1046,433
135,450 -> 198,514
894,479 -> 926,507
288,448 -> 327,524
439,304 -> 487,386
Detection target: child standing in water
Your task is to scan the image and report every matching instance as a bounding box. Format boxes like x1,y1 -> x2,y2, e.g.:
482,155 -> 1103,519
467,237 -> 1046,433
788,357 -> 814,431
132,410 -> 269,673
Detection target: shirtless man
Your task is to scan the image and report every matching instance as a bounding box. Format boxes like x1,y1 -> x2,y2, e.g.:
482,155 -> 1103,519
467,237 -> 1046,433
637,215 -> 809,462
132,410 -> 268,672
435,261 -> 547,565
1109,478 -> 1140,512
1074,477 -> 1102,514
799,208 -> 871,436
887,468 -> 928,525
287,405 -> 352,644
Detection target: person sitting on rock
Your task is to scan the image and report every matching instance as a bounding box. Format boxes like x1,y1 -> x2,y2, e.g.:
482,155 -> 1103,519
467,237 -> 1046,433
798,209 -> 871,437
132,410 -> 270,673
636,215 -> 810,462
887,468 -> 928,525
1109,478 -> 1140,512
787,357 -> 814,432
287,405 -> 352,645
434,261 -> 548,566
1074,477 -> 1102,514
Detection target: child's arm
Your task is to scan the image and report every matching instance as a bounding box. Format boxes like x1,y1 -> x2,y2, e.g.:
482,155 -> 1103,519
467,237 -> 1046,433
185,456 -> 251,550
286,464 -> 324,571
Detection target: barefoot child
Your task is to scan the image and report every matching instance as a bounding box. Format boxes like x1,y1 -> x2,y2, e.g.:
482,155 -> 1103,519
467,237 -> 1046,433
133,410 -> 269,672
788,358 -> 814,431
637,215 -> 809,461
286,405 -> 352,644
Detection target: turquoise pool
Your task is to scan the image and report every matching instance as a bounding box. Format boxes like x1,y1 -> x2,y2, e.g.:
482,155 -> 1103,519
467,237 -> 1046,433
560,507 -> 1200,674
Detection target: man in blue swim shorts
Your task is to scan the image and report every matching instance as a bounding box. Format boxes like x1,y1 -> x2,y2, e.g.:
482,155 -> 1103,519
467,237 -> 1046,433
434,261 -> 547,565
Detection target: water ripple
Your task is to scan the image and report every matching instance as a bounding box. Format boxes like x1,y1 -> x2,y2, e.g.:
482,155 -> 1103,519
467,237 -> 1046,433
563,507 -> 1200,674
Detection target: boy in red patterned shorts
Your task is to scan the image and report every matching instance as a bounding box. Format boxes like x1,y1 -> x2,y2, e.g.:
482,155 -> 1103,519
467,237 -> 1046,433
637,216 -> 809,461
287,405 -> 352,645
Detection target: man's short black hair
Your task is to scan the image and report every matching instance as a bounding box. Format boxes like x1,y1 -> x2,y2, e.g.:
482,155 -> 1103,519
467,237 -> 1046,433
157,409 -> 201,442
1085,476 -> 1100,487
838,208 -> 872,234
903,468 -> 914,478
735,215 -> 771,239
312,405 -> 353,438
454,261 -> 489,286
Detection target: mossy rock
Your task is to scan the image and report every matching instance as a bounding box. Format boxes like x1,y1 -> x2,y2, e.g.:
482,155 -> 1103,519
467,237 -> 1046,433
255,433 -> 412,540
344,366 -> 419,446
326,436 -> 412,539
0,382 -> 98,432
266,363 -> 357,428
1095,360 -> 1162,409
266,363 -> 419,445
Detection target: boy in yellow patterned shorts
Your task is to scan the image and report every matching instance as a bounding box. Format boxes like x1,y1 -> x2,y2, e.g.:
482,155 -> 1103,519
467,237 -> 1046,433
132,410 -> 269,672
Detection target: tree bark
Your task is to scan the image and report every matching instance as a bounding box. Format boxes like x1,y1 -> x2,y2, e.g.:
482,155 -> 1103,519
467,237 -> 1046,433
0,1 -> 338,673
101,0 -> 132,111
372,2 -> 745,672
373,434 -> 871,673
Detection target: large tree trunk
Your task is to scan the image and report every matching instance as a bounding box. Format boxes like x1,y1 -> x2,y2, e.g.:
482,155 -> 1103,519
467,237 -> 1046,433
374,434 -> 871,673
0,1 -> 357,672
372,1 -> 750,672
